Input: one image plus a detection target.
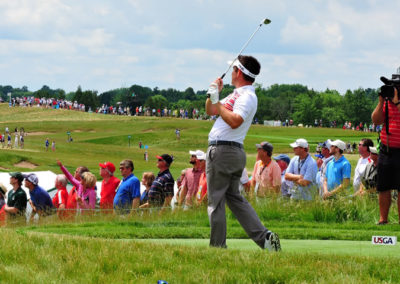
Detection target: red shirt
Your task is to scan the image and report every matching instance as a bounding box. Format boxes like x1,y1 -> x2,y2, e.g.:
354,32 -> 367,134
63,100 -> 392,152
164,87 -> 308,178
52,187 -> 68,208
196,172 -> 207,204
381,100 -> 400,148
65,186 -> 78,218
100,176 -> 120,209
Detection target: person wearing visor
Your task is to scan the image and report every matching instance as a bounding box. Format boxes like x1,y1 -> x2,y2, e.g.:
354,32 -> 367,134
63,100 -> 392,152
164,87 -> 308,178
205,55 -> 280,251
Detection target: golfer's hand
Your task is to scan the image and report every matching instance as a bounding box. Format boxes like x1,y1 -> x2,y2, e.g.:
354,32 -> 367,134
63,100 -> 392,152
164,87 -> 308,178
207,78 -> 223,104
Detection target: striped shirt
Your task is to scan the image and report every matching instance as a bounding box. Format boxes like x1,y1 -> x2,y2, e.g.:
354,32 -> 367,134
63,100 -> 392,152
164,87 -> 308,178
148,169 -> 174,206
381,100 -> 400,148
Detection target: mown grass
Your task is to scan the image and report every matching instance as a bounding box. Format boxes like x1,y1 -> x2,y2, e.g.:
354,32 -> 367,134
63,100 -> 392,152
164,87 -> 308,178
0,104 -> 395,283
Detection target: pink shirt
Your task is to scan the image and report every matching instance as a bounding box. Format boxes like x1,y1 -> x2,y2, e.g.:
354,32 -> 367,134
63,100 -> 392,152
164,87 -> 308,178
60,165 -> 96,211
182,168 -> 204,199
252,160 -> 281,196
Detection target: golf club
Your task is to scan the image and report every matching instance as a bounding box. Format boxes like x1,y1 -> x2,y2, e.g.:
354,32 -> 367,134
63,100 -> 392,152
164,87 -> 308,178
220,18 -> 271,79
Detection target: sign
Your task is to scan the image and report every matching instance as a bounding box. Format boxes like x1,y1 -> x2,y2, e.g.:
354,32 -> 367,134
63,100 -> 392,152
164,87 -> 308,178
371,236 -> 397,245
67,131 -> 71,135
128,135 -> 131,139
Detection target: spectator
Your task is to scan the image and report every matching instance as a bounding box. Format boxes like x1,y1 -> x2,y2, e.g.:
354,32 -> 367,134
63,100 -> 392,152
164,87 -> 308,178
99,162 -> 120,212
174,169 -> 186,205
323,140 -> 351,199
65,166 -> 89,219
51,140 -> 56,152
196,155 -> 208,206
180,150 -> 205,209
4,172 -> 27,219
318,140 -> 334,196
139,172 -> 155,206
113,159 -> 140,214
24,173 -> 54,217
353,138 -> 374,193
250,141 -> 281,197
372,90 -> 400,224
148,154 -> 174,210
45,138 -> 49,151
285,139 -> 318,200
356,146 -> 378,197
0,183 -> 6,209
273,154 -> 291,198
58,161 -> 97,214
52,174 -> 69,219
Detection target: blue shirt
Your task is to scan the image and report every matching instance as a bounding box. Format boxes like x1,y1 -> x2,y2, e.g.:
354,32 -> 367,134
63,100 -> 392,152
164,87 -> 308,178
325,155 -> 351,191
30,185 -> 54,212
113,174 -> 140,213
286,154 -> 318,200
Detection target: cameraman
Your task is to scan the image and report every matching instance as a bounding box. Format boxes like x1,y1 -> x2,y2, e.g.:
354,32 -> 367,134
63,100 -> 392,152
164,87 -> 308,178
372,88 -> 400,224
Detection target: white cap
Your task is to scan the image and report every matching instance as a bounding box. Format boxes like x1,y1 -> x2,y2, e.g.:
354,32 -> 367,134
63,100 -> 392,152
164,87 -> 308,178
330,139 -> 346,151
227,59 -> 258,79
369,146 -> 378,154
290,138 -> 309,149
196,150 -> 206,160
189,150 -> 197,155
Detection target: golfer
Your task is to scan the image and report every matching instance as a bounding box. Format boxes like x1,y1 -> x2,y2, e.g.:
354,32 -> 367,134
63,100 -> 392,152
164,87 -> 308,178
205,55 -> 280,251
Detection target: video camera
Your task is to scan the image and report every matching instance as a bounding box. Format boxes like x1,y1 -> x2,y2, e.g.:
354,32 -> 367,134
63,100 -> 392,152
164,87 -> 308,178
380,67 -> 400,99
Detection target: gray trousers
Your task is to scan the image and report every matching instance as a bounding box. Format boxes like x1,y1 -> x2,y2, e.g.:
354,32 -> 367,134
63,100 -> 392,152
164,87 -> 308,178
206,145 -> 269,248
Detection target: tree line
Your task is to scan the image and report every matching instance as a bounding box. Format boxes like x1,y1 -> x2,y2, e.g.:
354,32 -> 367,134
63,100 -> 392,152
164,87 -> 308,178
0,83 -> 379,127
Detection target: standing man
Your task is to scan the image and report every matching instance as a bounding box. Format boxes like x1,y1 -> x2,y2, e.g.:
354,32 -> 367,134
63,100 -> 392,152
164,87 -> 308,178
353,138 -> 374,193
285,139 -> 318,200
318,140 -> 334,196
4,172 -> 27,219
205,55 -> 280,251
250,142 -> 281,197
99,161 -> 120,212
24,173 -> 54,217
179,150 -> 204,209
113,159 -> 140,214
148,154 -> 175,210
273,154 -> 292,198
323,140 -> 351,199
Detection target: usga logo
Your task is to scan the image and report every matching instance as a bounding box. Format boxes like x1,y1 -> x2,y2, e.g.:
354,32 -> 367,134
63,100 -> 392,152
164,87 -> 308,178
371,236 -> 397,245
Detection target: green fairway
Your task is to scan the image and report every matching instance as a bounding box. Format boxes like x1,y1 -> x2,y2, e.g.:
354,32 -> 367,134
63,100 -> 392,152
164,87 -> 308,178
137,238 -> 400,258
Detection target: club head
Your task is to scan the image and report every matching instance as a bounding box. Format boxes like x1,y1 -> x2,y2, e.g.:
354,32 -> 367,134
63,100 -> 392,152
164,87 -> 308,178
263,18 -> 271,25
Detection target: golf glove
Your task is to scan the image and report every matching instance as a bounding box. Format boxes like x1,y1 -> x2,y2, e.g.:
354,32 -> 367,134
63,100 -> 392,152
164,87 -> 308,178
207,83 -> 219,104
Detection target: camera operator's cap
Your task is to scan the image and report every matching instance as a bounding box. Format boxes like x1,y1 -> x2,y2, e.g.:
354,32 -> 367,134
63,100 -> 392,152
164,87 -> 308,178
195,150 -> 206,161
290,138 -> 308,149
99,162 -> 116,173
256,141 -> 273,153
9,172 -> 24,182
156,154 -> 173,165
330,139 -> 346,151
23,173 -> 39,186
0,182 -> 7,195
273,154 -> 291,164
227,58 -> 258,79
369,146 -> 378,155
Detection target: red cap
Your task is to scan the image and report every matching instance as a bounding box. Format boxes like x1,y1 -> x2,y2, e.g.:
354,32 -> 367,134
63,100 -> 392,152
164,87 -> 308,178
99,162 -> 116,173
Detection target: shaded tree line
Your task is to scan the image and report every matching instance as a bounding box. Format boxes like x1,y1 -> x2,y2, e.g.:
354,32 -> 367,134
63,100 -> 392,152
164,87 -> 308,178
1,83 -> 380,126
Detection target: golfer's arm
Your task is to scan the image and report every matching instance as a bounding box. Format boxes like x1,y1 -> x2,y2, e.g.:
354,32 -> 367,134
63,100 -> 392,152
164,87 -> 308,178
206,99 -> 218,115
217,103 -> 243,129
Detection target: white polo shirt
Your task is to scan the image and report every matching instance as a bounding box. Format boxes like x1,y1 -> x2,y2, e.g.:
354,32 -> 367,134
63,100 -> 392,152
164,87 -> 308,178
208,85 -> 257,144
353,156 -> 371,192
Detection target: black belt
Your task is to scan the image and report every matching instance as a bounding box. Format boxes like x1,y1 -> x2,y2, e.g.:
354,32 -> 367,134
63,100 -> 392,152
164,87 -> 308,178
208,140 -> 243,149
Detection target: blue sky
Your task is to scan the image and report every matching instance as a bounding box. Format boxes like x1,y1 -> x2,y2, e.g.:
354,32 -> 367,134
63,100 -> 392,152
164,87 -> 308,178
0,0 -> 399,94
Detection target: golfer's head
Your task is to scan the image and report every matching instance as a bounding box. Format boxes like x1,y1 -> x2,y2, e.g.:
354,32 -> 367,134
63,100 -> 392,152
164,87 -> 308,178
232,55 -> 261,83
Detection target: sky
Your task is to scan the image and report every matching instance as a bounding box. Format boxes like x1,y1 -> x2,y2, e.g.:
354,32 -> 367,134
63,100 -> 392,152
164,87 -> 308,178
0,0 -> 399,95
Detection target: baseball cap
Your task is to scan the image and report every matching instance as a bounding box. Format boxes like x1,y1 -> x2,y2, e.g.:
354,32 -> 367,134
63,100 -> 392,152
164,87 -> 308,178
99,161 -> 116,173
9,172 -> 24,182
23,173 -> 39,185
369,146 -> 378,154
195,150 -> 206,160
320,139 -> 332,149
256,141 -> 273,153
290,138 -> 309,148
156,154 -> 173,165
273,154 -> 290,164
330,139 -> 346,151
189,150 -> 197,156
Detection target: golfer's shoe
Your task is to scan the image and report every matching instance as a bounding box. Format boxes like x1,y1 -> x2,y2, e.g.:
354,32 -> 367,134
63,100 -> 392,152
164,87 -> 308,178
264,232 -> 281,252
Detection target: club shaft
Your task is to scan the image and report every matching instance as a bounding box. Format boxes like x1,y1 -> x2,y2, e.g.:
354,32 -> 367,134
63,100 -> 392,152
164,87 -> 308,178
220,22 -> 264,79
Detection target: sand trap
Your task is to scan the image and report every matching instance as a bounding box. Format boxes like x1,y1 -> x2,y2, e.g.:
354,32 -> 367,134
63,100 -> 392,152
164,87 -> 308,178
27,132 -> 51,136
14,161 -> 38,169
0,166 -> 8,170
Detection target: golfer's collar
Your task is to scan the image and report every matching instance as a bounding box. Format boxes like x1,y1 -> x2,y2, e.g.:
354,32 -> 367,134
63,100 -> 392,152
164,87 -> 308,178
230,59 -> 257,79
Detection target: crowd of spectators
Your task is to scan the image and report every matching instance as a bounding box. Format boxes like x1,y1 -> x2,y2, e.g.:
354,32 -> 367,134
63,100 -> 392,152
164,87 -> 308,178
0,134 -> 388,226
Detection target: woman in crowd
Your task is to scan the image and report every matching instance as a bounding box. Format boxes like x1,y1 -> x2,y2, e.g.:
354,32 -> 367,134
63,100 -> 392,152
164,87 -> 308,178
139,172 -> 155,208
57,160 -> 97,214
